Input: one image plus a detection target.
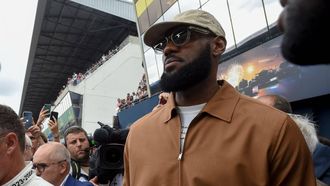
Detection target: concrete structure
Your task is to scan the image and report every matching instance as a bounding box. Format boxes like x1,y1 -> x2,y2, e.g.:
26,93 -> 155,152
71,0 -> 136,22
48,36 -> 143,134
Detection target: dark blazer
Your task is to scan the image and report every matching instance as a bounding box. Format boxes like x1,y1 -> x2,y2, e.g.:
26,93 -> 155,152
63,174 -> 93,186
313,143 -> 330,185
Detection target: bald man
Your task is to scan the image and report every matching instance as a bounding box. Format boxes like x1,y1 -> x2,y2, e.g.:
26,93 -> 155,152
33,142 -> 93,186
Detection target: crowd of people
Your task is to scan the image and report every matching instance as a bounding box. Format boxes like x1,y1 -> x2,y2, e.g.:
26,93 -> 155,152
116,74 -> 148,112
58,47 -> 120,97
1,0 -> 330,185
0,104 -> 109,185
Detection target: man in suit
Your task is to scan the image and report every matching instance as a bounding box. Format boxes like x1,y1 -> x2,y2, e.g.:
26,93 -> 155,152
33,142 -> 93,186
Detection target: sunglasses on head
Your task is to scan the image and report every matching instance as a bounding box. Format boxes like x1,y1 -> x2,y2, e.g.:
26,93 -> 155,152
153,26 -> 213,53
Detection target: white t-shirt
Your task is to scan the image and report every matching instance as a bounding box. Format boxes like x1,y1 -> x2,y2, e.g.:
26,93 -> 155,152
3,161 -> 53,186
177,103 -> 206,153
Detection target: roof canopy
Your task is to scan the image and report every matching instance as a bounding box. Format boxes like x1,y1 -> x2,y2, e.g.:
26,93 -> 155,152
20,0 -> 137,117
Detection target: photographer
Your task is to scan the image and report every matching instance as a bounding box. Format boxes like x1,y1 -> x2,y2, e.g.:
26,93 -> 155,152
90,120 -> 129,186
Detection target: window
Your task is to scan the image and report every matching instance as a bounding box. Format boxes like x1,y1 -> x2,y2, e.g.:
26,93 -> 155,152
179,0 -> 200,12
147,0 -> 163,25
227,0 -> 268,45
202,0 -> 235,50
163,2 -> 180,21
144,49 -> 160,84
263,0 -> 283,27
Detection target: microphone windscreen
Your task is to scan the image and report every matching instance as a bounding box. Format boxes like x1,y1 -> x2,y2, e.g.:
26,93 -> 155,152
93,128 -> 109,145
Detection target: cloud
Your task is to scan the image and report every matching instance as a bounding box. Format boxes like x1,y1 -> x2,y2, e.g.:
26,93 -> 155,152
0,78 -> 19,96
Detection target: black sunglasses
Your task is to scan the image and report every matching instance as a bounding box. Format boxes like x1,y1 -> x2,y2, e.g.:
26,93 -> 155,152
153,26 -> 212,53
32,160 -> 66,173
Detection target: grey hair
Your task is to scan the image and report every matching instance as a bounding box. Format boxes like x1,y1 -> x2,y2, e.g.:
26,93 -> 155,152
289,114 -> 319,153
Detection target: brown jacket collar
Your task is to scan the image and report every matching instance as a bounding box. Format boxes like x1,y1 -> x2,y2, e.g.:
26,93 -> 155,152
161,80 -> 240,124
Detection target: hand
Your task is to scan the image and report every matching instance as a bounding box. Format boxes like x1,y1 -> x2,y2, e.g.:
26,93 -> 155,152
27,125 -> 41,139
36,106 -> 49,128
89,176 -> 99,186
48,117 -> 59,136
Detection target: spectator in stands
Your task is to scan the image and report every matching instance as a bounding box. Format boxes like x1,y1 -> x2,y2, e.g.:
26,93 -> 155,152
120,99 -> 127,110
123,9 -> 316,185
33,142 -> 93,186
67,77 -> 72,85
0,104 -> 52,185
126,93 -> 133,106
116,98 -> 122,112
77,73 -> 83,84
64,126 -> 91,182
131,92 -> 138,103
257,94 -> 328,186
278,0 -> 330,65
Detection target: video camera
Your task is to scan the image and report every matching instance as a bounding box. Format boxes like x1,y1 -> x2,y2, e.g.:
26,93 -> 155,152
89,121 -> 129,184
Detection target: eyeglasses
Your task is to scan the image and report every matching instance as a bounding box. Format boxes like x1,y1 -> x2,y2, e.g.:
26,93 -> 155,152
153,26 -> 213,53
32,160 -> 66,173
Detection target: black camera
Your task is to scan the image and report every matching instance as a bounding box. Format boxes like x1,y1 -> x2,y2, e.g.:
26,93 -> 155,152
89,121 -> 129,184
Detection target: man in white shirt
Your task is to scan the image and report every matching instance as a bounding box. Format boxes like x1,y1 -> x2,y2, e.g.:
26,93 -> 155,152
0,104 -> 52,186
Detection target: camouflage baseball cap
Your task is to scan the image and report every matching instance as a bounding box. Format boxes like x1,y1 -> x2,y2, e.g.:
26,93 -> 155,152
144,9 -> 226,47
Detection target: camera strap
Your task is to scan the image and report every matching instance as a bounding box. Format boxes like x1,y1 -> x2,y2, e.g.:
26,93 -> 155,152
70,159 -> 81,179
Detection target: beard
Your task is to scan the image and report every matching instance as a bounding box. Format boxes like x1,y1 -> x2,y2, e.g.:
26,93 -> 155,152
75,147 -> 90,164
160,45 -> 212,92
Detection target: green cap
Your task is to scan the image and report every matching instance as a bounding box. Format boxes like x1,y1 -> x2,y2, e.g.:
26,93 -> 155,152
144,9 -> 226,47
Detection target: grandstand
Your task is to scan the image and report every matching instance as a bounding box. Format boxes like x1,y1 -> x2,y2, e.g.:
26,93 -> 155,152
19,0 -> 140,133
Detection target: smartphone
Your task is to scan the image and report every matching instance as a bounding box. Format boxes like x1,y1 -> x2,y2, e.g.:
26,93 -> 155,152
43,104 -> 51,115
23,111 -> 33,129
50,111 -> 58,122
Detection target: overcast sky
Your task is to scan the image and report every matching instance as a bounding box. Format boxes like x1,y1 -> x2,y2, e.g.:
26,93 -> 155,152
0,0 -> 38,114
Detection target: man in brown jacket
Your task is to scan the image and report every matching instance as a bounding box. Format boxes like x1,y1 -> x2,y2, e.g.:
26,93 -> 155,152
123,10 -> 316,186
